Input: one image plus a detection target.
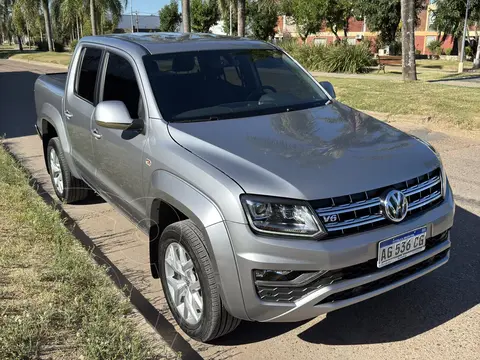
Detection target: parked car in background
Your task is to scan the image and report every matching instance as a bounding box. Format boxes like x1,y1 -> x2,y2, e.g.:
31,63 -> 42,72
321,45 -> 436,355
34,33 -> 455,342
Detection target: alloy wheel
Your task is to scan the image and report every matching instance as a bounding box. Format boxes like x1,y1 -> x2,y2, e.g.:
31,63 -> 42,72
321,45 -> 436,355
164,242 -> 203,325
49,148 -> 64,195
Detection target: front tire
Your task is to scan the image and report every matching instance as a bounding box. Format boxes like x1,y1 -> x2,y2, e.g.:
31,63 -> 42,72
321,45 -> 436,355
158,220 -> 240,342
47,137 -> 89,203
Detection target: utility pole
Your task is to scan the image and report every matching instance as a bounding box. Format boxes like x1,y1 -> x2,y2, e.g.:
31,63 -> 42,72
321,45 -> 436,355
130,0 -> 134,33
135,11 -> 139,32
458,0 -> 471,73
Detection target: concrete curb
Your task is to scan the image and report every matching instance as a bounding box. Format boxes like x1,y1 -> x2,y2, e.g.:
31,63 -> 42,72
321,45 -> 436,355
1,142 -> 203,360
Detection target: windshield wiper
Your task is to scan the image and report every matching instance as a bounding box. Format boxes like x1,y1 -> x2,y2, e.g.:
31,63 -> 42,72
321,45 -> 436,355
173,116 -> 220,123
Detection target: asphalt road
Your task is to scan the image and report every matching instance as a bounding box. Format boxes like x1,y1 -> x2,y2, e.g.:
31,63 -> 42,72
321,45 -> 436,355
1,59 -> 479,360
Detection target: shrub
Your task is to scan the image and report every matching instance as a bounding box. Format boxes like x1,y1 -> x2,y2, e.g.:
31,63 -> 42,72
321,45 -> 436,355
35,41 -> 65,52
319,42 -> 374,73
70,39 -> 78,53
278,40 -> 374,73
445,48 -> 452,55
465,46 -> 473,57
389,41 -> 402,55
427,40 -> 442,56
278,39 -> 325,71
415,49 -> 421,55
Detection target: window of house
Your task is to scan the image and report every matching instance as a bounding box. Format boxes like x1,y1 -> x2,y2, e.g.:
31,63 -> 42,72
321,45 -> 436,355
427,11 -> 436,31
426,35 -> 437,46
75,47 -> 102,103
102,53 -> 142,119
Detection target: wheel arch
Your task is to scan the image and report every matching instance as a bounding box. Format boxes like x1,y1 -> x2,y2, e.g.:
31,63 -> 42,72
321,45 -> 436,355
147,170 -> 249,320
38,103 -> 79,178
147,170 -> 224,278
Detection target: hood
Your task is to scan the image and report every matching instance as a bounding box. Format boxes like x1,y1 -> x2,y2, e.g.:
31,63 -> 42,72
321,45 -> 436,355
168,102 -> 440,200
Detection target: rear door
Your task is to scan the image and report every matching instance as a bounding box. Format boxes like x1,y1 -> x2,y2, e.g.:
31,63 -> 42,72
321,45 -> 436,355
64,45 -> 103,184
91,49 -> 148,222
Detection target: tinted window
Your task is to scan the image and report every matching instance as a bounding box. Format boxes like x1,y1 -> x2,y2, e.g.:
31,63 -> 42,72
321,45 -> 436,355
103,53 -> 142,119
143,49 -> 328,122
76,47 -> 102,103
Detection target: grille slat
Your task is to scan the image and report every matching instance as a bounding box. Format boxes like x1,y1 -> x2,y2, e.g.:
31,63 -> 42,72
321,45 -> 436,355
314,169 -> 443,237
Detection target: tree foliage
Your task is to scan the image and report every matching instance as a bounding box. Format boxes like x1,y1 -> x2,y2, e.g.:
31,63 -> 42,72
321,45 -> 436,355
325,0 -> 354,39
354,0 -> 424,46
159,0 -> 182,32
191,0 -> 219,33
281,0 -> 327,42
433,0 -> 480,38
248,0 -> 278,40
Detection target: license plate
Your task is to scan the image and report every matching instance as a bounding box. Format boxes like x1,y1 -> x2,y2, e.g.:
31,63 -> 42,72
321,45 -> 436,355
377,227 -> 427,268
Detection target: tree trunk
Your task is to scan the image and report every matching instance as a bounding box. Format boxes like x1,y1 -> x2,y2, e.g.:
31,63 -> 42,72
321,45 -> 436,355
41,0 -> 54,51
400,0 -> 417,81
76,17 -> 81,40
182,0 -> 190,32
17,35 -> 23,52
474,23 -> 480,68
90,0 -> 97,35
237,0 -> 245,36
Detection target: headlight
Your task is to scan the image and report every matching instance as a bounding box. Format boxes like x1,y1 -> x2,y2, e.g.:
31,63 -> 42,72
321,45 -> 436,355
241,195 -> 325,238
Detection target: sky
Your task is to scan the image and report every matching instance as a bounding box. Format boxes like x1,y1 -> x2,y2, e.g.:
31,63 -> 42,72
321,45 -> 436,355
127,0 -> 175,16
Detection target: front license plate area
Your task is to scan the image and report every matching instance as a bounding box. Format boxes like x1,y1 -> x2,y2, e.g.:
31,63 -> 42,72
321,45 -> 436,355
377,227 -> 427,268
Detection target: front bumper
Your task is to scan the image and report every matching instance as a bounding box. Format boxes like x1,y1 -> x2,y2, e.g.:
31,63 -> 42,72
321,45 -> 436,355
219,185 -> 454,322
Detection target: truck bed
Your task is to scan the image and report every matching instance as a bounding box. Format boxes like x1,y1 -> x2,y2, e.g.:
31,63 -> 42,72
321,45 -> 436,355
44,72 -> 67,88
34,73 -> 67,124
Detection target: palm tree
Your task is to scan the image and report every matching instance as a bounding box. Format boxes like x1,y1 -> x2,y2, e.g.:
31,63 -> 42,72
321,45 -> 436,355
90,0 -> 96,35
182,0 -> 190,32
41,0 -> 54,50
218,0 -> 234,35
88,0 -> 125,36
237,0 -> 244,36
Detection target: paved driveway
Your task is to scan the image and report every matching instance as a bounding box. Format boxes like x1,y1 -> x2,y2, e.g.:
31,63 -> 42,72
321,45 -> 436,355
1,59 -> 479,360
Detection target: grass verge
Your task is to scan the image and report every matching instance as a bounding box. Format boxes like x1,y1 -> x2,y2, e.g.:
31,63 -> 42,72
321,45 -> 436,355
0,49 -> 71,66
324,78 -> 480,130
0,145 -> 167,359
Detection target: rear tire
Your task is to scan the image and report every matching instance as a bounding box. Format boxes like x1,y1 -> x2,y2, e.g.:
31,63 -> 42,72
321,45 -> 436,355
47,137 -> 89,203
158,220 -> 241,342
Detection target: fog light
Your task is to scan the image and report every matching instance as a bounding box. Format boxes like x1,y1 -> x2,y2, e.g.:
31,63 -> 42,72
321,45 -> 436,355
254,270 -> 296,282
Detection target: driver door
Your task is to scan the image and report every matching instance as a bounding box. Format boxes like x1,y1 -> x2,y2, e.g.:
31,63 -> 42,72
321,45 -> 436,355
91,50 -> 148,223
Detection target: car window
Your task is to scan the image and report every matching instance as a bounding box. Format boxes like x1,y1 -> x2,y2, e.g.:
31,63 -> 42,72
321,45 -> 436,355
102,53 -> 142,119
75,47 -> 102,103
143,49 -> 329,122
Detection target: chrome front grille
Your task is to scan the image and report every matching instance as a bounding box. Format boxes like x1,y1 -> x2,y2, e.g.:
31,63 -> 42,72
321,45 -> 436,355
313,168 -> 443,237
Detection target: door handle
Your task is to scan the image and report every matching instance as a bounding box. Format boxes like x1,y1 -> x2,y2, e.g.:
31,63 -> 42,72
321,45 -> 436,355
91,128 -> 102,139
64,110 -> 73,119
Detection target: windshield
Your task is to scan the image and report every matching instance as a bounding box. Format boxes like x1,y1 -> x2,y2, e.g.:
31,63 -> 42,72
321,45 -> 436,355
143,49 -> 329,122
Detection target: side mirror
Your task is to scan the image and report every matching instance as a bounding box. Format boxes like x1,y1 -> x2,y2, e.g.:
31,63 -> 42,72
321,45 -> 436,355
94,101 -> 139,130
319,81 -> 336,99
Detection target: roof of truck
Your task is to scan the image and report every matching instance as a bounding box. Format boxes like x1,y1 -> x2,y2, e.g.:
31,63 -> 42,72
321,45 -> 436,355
81,32 -> 276,55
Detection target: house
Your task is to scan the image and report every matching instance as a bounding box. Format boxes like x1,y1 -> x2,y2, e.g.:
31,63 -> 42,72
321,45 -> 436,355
276,0 -> 476,55
115,14 -> 160,33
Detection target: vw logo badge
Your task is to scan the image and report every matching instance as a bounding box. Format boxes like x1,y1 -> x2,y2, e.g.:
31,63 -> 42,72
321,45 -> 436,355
381,189 -> 408,223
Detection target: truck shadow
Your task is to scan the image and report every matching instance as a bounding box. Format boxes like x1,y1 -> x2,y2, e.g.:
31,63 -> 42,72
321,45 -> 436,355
214,206 -> 479,346
0,71 -> 42,138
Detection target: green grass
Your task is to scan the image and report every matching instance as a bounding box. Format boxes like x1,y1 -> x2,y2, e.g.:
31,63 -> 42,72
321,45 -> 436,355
0,48 -> 71,66
324,78 -> 480,130
0,145 -> 168,359
10,51 -> 72,66
416,59 -> 473,71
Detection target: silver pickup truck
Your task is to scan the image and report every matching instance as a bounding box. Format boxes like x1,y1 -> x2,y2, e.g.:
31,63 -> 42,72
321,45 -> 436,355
34,33 -> 455,342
